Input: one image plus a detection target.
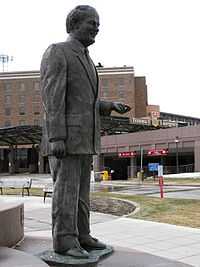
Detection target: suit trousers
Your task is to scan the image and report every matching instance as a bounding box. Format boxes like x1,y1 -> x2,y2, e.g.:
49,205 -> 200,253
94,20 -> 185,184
49,154 -> 92,252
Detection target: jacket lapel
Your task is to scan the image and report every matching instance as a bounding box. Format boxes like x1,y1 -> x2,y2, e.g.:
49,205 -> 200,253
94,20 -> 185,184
69,40 -> 98,97
76,52 -> 97,97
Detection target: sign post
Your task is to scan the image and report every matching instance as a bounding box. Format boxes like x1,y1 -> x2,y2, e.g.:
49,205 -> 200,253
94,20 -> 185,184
158,165 -> 164,198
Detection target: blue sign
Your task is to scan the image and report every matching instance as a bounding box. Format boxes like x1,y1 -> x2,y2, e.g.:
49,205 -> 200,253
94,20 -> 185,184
148,163 -> 159,172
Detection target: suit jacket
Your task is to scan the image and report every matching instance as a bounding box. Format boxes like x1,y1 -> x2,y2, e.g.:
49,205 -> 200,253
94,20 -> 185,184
40,37 -> 112,156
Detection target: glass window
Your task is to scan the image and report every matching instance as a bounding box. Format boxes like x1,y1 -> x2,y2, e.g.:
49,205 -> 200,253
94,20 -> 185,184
33,104 -> 40,114
5,95 -> 11,105
34,119 -> 39,125
101,79 -> 109,97
19,105 -> 26,115
117,78 -> 125,98
19,95 -> 26,104
19,120 -> 26,126
4,121 -> 11,127
20,82 -> 25,93
5,107 -> 11,116
34,81 -> 40,91
32,95 -> 41,103
4,82 -> 12,95
0,150 -> 3,160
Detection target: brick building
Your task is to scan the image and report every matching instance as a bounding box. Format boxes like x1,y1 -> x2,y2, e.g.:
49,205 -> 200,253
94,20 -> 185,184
0,67 -> 200,176
0,71 -> 41,127
0,66 -> 148,128
0,66 -> 150,173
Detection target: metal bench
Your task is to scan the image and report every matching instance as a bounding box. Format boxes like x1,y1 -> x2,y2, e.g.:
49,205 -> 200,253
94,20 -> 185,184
43,185 -> 53,203
0,178 -> 32,196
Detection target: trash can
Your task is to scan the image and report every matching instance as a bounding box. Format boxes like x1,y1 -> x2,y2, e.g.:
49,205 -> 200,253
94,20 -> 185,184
102,170 -> 109,181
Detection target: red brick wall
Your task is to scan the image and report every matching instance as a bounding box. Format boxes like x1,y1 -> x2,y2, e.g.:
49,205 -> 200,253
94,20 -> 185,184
0,78 -> 42,127
99,73 -> 136,118
0,68 -> 150,127
134,77 -> 148,118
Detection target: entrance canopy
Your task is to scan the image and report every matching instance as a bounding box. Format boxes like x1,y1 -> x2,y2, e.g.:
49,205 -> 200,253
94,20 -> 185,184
0,116 -> 161,146
0,125 -> 41,146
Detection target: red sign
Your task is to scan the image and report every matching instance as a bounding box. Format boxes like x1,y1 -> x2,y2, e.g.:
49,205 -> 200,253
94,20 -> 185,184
147,149 -> 168,156
118,151 -> 136,158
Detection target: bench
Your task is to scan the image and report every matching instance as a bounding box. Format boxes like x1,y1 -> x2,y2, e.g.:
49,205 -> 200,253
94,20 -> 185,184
43,185 -> 53,203
0,178 -> 32,196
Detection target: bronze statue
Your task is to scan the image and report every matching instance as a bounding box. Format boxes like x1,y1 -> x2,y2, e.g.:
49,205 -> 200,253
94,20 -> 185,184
40,5 -> 130,259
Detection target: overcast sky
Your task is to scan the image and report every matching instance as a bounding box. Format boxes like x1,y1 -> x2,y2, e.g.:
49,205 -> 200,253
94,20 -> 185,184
0,0 -> 200,117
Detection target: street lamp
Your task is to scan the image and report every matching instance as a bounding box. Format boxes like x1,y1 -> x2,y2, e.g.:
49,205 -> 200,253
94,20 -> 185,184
0,54 -> 13,72
174,136 -> 179,174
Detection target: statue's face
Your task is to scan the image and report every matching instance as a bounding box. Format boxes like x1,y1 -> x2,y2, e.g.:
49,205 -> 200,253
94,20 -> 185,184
73,10 -> 100,47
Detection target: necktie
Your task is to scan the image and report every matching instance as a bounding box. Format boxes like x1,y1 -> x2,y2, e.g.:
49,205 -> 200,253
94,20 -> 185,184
84,48 -> 97,83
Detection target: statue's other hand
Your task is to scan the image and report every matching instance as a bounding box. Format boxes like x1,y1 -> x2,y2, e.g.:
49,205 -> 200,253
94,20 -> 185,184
50,140 -> 66,158
112,102 -> 131,114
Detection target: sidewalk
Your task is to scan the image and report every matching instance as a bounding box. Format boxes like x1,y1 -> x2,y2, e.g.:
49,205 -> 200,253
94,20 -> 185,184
1,195 -> 200,266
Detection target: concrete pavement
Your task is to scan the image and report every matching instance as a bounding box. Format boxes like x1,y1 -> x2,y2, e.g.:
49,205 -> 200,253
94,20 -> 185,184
1,174 -> 200,266
1,195 -> 200,266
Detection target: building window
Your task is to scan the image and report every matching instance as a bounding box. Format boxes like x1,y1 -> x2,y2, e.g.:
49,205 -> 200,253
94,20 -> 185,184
117,78 -> 125,98
32,95 -> 41,103
5,107 -> 11,116
34,119 -> 39,125
101,79 -> 109,97
19,95 -> 26,104
34,81 -> 40,91
19,105 -> 26,115
4,121 -> 11,127
5,95 -> 11,105
20,82 -> 26,93
33,104 -> 40,114
19,120 -> 26,126
4,82 -> 12,95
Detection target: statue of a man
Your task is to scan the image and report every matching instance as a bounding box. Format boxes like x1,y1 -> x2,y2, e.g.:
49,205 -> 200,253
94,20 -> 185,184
40,5 -> 130,259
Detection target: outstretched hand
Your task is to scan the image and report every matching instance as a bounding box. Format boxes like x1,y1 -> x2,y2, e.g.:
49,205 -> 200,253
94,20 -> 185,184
112,102 -> 131,114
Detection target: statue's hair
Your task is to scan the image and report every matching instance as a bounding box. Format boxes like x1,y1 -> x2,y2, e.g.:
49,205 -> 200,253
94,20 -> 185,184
66,5 -> 97,33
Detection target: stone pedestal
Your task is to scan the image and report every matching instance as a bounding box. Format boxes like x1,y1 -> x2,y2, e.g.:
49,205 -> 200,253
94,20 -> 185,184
38,246 -> 113,267
0,202 -> 24,247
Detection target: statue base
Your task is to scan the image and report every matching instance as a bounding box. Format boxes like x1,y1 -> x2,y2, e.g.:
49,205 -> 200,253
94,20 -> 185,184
38,246 -> 113,267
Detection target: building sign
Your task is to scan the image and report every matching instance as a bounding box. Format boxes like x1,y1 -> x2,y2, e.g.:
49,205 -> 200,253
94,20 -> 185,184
118,151 -> 136,158
132,118 -> 151,125
132,117 -> 178,128
148,163 -> 159,171
147,149 -> 168,156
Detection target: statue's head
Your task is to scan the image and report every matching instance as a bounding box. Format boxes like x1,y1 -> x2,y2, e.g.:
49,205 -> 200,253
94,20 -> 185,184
66,5 -> 99,47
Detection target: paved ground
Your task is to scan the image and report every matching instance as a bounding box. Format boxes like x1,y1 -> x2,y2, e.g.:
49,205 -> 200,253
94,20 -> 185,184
1,193 -> 200,266
1,174 -> 200,266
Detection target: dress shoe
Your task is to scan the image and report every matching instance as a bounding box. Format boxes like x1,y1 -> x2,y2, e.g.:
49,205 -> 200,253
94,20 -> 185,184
79,235 -> 106,250
55,245 -> 89,259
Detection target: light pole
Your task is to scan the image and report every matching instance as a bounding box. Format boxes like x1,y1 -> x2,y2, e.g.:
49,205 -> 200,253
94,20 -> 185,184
139,145 -> 144,183
140,145 -> 143,172
0,54 -> 13,72
174,136 -> 179,174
